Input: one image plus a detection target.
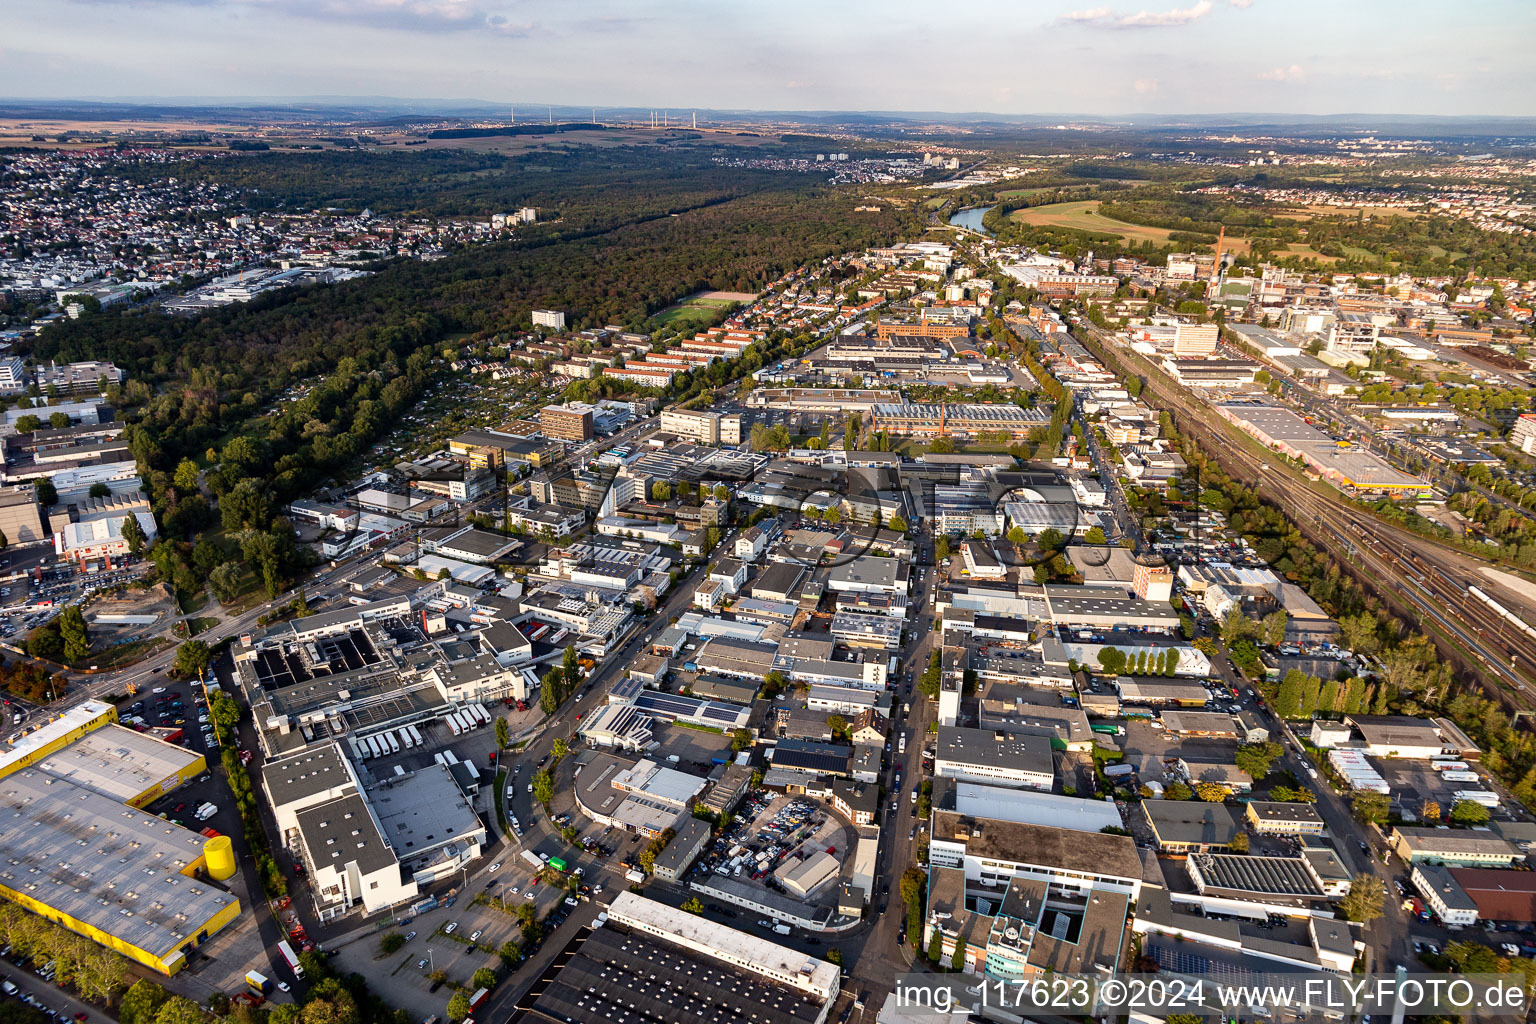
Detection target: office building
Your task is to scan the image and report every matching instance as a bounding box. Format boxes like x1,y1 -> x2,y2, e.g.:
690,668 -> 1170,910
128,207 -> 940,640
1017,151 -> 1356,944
540,403 -> 595,442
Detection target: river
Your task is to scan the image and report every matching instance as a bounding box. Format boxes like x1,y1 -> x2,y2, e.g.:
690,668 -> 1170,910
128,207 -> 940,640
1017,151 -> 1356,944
948,205 -> 994,236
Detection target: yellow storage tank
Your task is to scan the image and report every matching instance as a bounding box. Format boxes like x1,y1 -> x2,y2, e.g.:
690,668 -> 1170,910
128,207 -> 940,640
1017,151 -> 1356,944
204,835 -> 237,881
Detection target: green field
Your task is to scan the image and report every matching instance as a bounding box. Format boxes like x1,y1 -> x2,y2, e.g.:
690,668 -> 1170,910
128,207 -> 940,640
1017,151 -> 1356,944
1007,200 -> 1250,250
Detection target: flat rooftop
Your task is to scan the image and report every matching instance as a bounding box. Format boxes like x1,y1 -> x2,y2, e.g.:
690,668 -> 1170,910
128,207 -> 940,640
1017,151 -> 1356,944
522,920 -> 827,1024
932,810 -> 1143,881
34,724 -> 203,805
0,768 -> 238,963
261,743 -> 354,809
368,764 -> 483,860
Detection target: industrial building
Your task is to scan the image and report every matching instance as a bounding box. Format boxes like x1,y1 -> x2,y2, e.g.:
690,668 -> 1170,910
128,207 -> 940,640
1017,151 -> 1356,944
933,727 -> 1054,790
1388,827 -> 1524,867
515,894 -> 838,1024
1214,401 -> 1429,496
0,702 -> 239,975
928,811 -> 1145,901
1144,802 -> 1243,853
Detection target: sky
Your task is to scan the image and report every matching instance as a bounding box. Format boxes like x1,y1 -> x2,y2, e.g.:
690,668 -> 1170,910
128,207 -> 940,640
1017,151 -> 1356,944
3,0 -> 1533,118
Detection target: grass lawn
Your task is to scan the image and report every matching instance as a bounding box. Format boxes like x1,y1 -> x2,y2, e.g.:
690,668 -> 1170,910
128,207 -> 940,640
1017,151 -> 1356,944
1006,200 -> 1252,252
648,304 -> 725,328
178,588 -> 209,615
185,616 -> 220,636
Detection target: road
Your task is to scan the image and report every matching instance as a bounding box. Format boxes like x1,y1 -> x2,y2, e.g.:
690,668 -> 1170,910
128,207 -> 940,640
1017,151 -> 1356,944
479,522 -> 742,1020
850,536 -> 937,990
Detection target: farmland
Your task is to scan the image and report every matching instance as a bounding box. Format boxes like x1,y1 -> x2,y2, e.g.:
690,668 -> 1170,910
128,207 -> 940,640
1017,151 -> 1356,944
1006,200 -> 1252,252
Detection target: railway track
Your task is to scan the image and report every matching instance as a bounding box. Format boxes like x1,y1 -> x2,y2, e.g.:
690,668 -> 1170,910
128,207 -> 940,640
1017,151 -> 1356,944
1076,326 -> 1536,714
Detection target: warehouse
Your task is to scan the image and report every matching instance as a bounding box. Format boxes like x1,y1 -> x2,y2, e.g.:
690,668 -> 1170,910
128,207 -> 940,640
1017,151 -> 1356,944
1389,827 -> 1524,867
1158,711 -> 1240,738
928,812 -> 1145,900
1448,867 -> 1536,924
1114,678 -> 1213,706
1215,401 -> 1430,496
1346,715 -> 1449,759
0,768 -> 242,975
933,727 -> 1055,790
21,721 -> 204,806
653,817 -> 714,883
1144,802 -> 1242,853
775,850 -> 840,898
1186,854 -> 1330,904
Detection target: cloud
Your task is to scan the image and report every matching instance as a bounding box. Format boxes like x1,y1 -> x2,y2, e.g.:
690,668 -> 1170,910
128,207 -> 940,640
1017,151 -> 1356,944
65,0 -> 536,33
1134,78 -> 1159,94
1257,64 -> 1305,82
1061,0 -> 1214,28
1228,0 -> 1252,7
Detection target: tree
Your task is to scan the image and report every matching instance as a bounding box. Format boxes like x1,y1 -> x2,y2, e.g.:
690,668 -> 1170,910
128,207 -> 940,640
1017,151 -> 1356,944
1096,647 -> 1126,675
152,996 -> 207,1024
1350,790 -> 1390,825
1165,781 -> 1193,800
14,414 -> 42,433
533,768 -> 553,805
174,639 -> 212,679
472,967 -> 497,989
446,991 -> 471,1023
826,948 -> 844,967
1339,611 -> 1379,655
208,561 -> 243,602
89,482 -> 111,499
1229,831 -> 1250,853
950,938 -> 966,971
552,737 -> 569,760
495,715 -> 511,750
1339,875 -> 1384,924
1006,526 -> 1028,544
926,932 -> 943,964
1420,799 -> 1441,823
1084,526 -> 1107,545
826,714 -> 847,739
887,514 -> 908,533
58,605 -> 90,664
681,897 -> 704,914
1261,610 -> 1288,647
934,535 -> 951,561
119,513 -> 149,557
1450,799 -> 1491,824
1234,741 -> 1282,781
35,480 -> 57,506
173,459 -> 201,493
119,979 -> 170,1024
1219,607 -> 1253,646
379,932 -> 406,954
1196,782 -> 1227,802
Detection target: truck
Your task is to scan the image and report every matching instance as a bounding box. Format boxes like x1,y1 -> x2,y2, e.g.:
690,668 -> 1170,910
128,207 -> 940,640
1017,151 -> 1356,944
396,729 -> 412,750
467,988 -> 489,1012
625,868 -> 646,884
276,939 -> 305,979
246,970 -> 273,995
408,725 -> 424,748
471,705 -> 490,727
1091,724 -> 1124,736
384,732 -> 400,756
549,856 -> 568,872
771,923 -> 792,936
1104,763 -> 1134,778
363,736 -> 379,759
447,715 -> 463,737
898,733 -> 907,755
520,850 -> 543,871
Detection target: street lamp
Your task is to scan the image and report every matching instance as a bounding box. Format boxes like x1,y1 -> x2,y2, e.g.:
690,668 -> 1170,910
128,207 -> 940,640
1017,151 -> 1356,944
426,948 -> 434,971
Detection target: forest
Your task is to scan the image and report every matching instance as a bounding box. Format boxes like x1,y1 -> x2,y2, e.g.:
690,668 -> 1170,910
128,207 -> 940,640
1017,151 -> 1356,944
31,148 -> 914,600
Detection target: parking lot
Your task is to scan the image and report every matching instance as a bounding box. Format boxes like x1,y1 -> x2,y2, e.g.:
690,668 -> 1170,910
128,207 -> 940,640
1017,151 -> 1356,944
682,794 -> 857,912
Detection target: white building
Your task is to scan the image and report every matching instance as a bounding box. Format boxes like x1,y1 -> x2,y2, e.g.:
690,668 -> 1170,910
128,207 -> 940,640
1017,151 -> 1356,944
932,727 -> 1054,790
605,892 -> 841,1004
532,309 -> 566,330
